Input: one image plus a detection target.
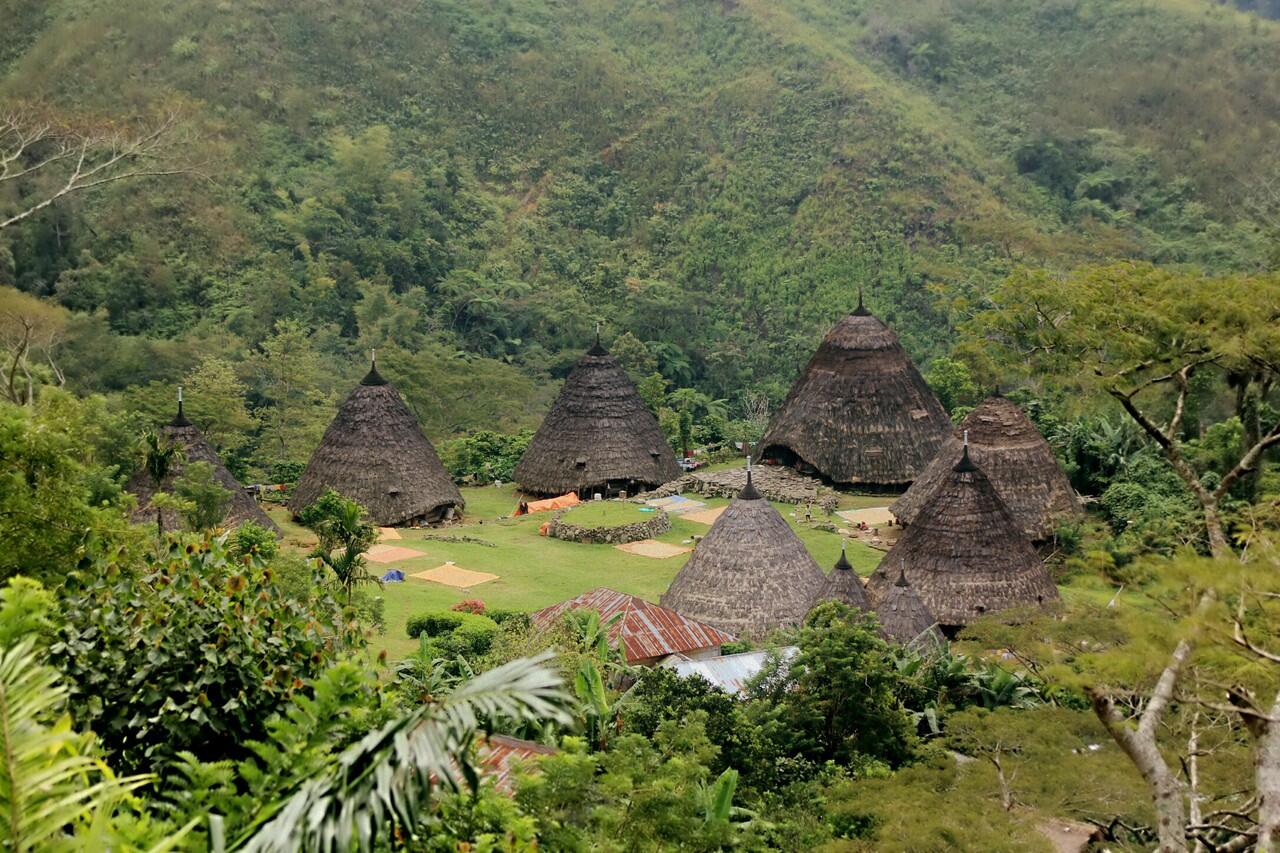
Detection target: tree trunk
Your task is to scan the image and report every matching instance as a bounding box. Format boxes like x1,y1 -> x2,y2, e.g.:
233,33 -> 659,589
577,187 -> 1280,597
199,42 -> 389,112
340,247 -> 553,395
156,506 -> 164,540
1252,692 -> 1280,853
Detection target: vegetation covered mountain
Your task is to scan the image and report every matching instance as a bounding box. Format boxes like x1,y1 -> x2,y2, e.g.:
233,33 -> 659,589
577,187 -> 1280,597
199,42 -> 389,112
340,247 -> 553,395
2,0 -> 1277,456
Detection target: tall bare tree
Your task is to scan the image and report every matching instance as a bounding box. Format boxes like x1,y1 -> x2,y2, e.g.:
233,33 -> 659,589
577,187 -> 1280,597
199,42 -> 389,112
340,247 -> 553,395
0,105 -> 188,231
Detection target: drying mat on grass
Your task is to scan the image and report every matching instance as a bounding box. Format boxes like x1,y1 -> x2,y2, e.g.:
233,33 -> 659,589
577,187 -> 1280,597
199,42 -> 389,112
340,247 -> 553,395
645,496 -> 705,514
681,506 -> 726,526
367,544 -> 424,564
378,527 -> 401,541
836,507 -> 894,526
615,540 -> 692,559
410,564 -> 498,588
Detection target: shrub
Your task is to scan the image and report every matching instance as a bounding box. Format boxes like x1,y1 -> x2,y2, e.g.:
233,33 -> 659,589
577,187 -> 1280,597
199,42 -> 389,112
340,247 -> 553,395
407,611 -> 465,639
452,599 -> 486,615
486,608 -> 531,629
406,611 -> 500,659
230,521 -> 278,562
50,534 -> 359,773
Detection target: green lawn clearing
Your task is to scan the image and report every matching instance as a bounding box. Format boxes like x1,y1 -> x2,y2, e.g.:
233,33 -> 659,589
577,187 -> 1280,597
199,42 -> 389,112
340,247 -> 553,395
271,483 -> 884,661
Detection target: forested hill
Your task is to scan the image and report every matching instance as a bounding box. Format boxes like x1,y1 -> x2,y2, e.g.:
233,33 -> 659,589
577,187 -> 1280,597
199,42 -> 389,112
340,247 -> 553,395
2,0 -> 1278,442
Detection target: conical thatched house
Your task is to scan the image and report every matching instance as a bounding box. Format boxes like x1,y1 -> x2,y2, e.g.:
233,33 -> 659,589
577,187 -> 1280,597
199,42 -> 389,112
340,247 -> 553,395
660,471 -> 826,638
758,295 -> 949,489
290,358 -> 463,526
814,542 -> 871,611
874,563 -> 944,650
514,340 -> 680,498
866,446 -> 1059,627
890,396 -> 1080,541
127,391 -> 280,535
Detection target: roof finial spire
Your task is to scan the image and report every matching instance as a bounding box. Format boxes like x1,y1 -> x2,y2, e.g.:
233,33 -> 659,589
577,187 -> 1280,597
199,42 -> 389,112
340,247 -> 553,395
852,287 -> 871,316
834,537 -> 852,571
171,385 -> 191,426
740,455 -> 762,500
361,348 -> 388,386
595,321 -> 601,347
954,429 -> 977,472
896,559 -> 909,587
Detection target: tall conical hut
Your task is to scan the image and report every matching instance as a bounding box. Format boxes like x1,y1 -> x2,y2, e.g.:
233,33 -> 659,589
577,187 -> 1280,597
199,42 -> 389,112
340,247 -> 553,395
866,443 -> 1059,627
513,336 -> 680,498
127,388 -> 281,535
891,396 -> 1080,541
813,541 -> 871,611
661,466 -> 826,638
758,293 -> 949,490
290,355 -> 464,526
874,561 -> 944,650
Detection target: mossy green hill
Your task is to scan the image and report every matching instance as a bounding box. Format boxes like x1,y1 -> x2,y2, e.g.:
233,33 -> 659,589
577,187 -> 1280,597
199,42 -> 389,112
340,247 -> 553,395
2,0 -> 1276,418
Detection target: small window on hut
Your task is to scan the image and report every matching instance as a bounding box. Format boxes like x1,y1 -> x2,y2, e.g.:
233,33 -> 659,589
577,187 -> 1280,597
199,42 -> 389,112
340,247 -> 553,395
975,605 -> 986,614
388,487 -> 400,496
650,449 -> 660,457
575,457 -> 587,468
909,409 -> 931,420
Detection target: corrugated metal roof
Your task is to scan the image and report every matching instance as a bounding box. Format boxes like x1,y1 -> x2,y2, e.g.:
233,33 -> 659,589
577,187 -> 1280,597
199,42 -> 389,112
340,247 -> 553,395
532,587 -> 736,663
478,735 -> 558,794
661,646 -> 798,696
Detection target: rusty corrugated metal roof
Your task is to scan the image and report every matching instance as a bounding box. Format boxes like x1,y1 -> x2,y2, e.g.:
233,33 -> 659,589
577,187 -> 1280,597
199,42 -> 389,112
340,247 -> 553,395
661,646 -> 798,696
532,587 -> 736,663
478,734 -> 558,794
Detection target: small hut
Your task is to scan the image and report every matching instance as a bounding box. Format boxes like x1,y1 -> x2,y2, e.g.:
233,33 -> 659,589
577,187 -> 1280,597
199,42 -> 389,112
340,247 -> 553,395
660,470 -> 826,638
127,390 -> 280,535
874,563 -> 944,650
290,357 -> 463,526
890,396 -> 1080,541
866,446 -> 1059,627
758,294 -> 949,490
814,541 -> 871,611
513,338 -> 680,498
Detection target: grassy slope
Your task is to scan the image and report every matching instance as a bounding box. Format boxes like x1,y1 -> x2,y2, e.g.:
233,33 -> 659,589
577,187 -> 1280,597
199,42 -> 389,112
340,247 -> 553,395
272,484 -> 886,659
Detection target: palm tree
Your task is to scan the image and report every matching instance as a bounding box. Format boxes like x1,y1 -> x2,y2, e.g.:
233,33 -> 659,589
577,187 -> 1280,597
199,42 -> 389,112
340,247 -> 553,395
141,430 -> 183,539
235,652 -> 571,852
0,639 -> 184,851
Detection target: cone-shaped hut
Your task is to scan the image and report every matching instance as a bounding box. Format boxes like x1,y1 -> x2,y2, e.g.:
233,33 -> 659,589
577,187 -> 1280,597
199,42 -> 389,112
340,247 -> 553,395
514,338 -> 680,498
866,446 -> 1059,627
660,469 -> 826,638
874,562 -> 944,650
127,389 -> 281,535
891,396 -> 1080,540
290,357 -> 463,526
758,294 -> 949,489
814,541 -> 871,611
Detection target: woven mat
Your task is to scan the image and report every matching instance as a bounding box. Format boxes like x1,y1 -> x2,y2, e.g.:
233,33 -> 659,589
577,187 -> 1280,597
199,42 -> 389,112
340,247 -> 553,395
410,564 -> 498,588
680,506 -> 725,525
366,544 -> 424,564
835,507 -> 894,526
614,540 -> 692,559
378,527 -> 401,541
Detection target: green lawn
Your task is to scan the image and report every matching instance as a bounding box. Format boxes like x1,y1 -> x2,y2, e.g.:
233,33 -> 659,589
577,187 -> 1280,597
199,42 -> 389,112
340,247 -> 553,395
270,484 -> 887,660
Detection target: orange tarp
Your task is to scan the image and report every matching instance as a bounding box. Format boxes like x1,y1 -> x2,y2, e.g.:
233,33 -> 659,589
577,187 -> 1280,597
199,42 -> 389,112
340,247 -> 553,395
514,492 -> 580,516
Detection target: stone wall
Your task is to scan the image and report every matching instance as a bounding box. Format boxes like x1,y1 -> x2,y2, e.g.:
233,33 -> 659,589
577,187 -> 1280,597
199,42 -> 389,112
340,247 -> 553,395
547,510 -> 672,544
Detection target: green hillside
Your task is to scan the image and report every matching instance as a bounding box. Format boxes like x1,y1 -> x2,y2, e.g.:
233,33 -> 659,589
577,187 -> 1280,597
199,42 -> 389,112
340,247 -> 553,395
2,0 -> 1278,470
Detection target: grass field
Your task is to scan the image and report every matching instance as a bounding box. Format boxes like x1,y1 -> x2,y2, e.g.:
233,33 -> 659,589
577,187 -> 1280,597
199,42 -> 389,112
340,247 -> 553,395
269,483 -> 887,660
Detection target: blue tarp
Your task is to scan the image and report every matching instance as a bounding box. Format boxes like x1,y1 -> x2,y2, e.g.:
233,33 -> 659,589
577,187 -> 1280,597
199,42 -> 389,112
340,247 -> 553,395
381,569 -> 405,583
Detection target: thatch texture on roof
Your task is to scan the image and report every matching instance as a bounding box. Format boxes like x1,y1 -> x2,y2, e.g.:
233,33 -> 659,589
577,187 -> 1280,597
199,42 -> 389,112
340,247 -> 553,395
660,475 -> 826,638
890,396 -> 1081,540
874,566 -> 944,650
514,342 -> 680,497
127,403 -> 280,535
290,363 -> 463,526
759,299 -> 949,488
815,545 -> 871,611
866,448 -> 1059,626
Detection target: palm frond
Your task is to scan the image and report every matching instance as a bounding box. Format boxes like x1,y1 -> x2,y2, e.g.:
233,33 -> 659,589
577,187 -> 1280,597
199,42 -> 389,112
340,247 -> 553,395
236,652 -> 571,853
0,640 -> 153,852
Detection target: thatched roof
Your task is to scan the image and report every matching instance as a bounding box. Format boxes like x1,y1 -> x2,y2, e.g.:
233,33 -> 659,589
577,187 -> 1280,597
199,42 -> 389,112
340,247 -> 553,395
866,446 -> 1059,626
759,295 -> 950,488
290,360 -> 464,526
874,563 -> 944,650
891,396 -> 1081,540
127,397 -> 280,535
660,473 -> 827,638
815,542 -> 871,611
513,340 -> 680,497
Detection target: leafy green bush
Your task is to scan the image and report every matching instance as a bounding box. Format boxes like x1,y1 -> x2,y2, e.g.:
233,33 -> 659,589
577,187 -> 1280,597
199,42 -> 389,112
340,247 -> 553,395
486,608 -> 531,629
440,430 -> 533,484
50,535 -> 359,772
407,611 -> 500,658
173,461 -> 232,531
407,611 -> 465,639
230,520 -> 279,562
